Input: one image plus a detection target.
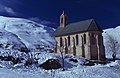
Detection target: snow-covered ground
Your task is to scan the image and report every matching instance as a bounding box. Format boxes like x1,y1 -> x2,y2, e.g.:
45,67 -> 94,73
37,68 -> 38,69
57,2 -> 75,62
0,52 -> 119,78
0,48 -> 119,78
0,61 -> 119,78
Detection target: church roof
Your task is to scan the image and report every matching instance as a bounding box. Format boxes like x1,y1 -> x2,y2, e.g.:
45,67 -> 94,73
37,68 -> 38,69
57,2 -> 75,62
55,19 -> 103,37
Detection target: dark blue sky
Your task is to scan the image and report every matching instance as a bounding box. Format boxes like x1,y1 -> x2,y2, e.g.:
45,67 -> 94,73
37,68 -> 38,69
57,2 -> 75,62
0,0 -> 120,29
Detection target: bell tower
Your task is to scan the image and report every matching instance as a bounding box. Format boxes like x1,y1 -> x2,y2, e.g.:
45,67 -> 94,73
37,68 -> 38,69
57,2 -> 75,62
60,10 -> 67,27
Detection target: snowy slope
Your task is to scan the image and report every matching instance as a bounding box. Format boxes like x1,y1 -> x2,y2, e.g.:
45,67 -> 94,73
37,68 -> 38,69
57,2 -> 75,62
0,16 -> 55,49
0,29 -> 26,49
103,26 -> 120,58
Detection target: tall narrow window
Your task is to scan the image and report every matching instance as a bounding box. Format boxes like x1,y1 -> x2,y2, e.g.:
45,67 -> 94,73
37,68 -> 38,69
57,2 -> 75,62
98,34 -> 101,45
61,18 -> 63,24
68,36 -> 70,46
60,37 -> 63,47
76,35 -> 79,45
84,34 -> 86,44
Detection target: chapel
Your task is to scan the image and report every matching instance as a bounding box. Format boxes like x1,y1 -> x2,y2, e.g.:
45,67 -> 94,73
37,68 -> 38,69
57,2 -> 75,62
54,11 -> 105,61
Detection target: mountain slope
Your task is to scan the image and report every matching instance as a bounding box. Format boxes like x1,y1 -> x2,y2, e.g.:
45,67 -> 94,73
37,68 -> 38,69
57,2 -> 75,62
0,16 -> 55,49
103,26 -> 120,58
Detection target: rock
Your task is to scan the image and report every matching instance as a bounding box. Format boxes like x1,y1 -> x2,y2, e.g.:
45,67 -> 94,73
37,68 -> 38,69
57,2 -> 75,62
39,59 -> 61,70
69,58 -> 78,63
25,58 -> 34,66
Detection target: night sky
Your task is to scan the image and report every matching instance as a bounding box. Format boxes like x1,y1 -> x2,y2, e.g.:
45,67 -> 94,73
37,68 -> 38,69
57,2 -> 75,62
0,0 -> 120,29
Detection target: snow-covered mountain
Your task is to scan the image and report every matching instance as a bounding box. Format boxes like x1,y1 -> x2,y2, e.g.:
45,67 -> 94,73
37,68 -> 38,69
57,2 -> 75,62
103,26 -> 120,58
0,16 -> 55,49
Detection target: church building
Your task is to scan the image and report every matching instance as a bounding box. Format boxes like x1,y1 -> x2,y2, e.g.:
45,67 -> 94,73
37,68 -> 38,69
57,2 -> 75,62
54,11 -> 105,61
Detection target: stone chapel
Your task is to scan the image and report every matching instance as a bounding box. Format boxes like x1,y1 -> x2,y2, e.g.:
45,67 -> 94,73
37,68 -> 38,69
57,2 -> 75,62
54,11 -> 105,61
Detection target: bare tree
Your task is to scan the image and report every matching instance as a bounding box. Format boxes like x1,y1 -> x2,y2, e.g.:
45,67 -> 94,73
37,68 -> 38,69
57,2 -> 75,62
57,46 -> 65,71
106,34 -> 120,60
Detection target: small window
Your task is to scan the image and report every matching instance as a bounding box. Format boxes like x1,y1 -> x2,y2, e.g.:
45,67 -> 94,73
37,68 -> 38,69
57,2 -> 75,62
68,36 -> 70,46
84,34 -> 86,44
76,35 -> 79,45
60,37 -> 63,47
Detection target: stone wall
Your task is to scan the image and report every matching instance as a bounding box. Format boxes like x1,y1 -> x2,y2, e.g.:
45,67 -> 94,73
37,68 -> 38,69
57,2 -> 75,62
55,31 -> 105,61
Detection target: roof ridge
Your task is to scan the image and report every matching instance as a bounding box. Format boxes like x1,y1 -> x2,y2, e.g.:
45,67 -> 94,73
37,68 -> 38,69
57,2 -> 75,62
66,19 -> 94,26
87,20 -> 94,30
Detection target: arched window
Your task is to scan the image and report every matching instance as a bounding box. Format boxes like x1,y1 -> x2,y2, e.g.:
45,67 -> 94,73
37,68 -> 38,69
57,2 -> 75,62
60,37 -> 63,47
84,34 -> 86,44
61,17 -> 63,24
76,35 -> 79,45
81,36 -> 83,44
68,36 -> 70,46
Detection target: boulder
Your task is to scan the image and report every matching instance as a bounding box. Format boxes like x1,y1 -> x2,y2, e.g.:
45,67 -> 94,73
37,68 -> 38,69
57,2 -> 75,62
39,59 -> 61,70
69,58 -> 78,63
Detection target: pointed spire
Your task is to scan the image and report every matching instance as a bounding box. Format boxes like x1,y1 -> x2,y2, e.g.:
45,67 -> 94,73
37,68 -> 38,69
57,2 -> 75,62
62,10 -> 65,15
60,10 -> 67,27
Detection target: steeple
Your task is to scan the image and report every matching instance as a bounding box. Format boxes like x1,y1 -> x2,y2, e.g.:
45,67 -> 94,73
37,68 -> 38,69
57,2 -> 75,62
60,10 -> 67,27
62,10 -> 65,15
